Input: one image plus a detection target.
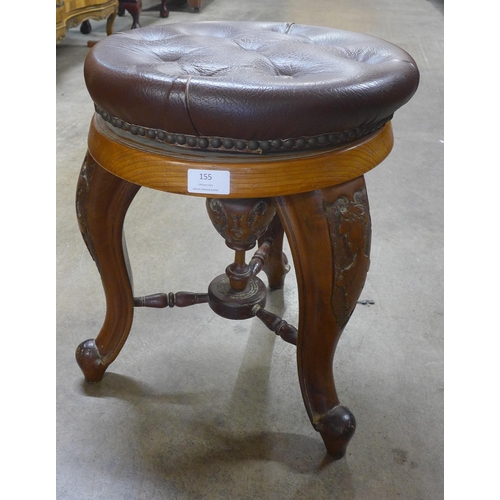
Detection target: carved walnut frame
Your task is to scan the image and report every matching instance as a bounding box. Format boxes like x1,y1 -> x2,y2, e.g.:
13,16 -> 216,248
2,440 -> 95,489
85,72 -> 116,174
75,114 -> 393,459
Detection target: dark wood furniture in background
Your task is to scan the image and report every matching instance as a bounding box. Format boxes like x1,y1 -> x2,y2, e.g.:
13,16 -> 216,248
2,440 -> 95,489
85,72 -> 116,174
56,0 -> 204,39
118,0 -> 142,28
162,0 -> 202,15
120,1 -> 203,28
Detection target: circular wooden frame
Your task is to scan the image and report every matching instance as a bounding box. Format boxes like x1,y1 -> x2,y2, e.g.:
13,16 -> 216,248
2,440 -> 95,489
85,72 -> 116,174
88,114 -> 394,198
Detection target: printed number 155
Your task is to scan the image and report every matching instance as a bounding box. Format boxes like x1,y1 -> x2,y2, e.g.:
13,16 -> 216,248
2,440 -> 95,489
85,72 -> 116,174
200,173 -> 212,181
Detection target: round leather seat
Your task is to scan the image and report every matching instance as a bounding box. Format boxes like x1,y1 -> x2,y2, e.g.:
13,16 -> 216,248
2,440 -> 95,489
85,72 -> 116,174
84,21 -> 419,154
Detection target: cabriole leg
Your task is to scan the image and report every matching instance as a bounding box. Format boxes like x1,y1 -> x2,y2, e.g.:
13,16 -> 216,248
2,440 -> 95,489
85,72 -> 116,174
106,11 -> 116,35
160,0 -> 169,17
258,211 -> 290,290
276,176 -> 371,459
119,0 -> 142,29
75,152 -> 141,383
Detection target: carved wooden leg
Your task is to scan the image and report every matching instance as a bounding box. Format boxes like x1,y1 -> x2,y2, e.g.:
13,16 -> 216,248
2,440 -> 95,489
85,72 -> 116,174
120,0 -> 142,29
160,0 -> 169,18
275,176 -> 371,459
75,152 -> 141,383
106,11 -> 117,35
258,211 -> 290,290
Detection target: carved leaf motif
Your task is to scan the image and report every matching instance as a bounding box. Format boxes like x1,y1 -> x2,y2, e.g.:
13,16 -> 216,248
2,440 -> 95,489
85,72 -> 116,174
208,199 -> 229,238
248,200 -> 268,228
207,198 -> 275,249
76,156 -> 101,272
324,188 -> 371,326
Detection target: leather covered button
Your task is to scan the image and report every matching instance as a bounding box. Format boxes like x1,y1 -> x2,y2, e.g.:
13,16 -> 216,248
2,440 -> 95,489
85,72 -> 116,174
84,21 -> 419,154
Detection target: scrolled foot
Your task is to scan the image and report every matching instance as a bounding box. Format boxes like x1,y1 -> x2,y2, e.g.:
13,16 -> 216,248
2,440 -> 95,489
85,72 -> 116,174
315,405 -> 356,460
75,339 -> 107,383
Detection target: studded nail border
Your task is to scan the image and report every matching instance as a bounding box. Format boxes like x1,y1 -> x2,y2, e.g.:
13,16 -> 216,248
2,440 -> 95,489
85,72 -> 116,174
95,105 -> 392,155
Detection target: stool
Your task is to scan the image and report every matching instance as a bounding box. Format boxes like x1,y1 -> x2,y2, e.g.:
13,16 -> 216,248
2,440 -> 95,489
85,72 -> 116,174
76,21 -> 419,459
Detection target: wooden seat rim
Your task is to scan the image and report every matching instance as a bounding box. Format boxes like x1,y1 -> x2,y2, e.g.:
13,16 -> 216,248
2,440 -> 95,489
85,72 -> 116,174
87,114 -> 394,198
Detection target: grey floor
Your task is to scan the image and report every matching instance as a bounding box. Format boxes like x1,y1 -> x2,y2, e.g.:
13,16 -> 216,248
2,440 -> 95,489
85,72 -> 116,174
56,0 -> 444,498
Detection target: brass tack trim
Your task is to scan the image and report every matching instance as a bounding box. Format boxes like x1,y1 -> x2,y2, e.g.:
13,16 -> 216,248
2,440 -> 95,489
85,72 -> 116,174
94,104 -> 392,155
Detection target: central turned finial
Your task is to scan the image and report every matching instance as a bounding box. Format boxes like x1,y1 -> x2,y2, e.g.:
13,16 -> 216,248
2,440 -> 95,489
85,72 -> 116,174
206,198 -> 276,319
206,198 -> 276,251
206,198 -> 276,290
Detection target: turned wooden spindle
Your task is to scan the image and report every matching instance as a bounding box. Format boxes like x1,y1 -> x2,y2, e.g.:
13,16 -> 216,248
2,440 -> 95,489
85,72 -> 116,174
226,249 -> 252,292
248,240 -> 272,278
225,240 -> 272,292
134,292 -> 209,308
252,305 -> 298,346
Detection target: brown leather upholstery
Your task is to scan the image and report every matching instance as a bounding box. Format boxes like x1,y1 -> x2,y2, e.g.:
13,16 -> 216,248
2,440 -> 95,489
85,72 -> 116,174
84,21 -> 419,154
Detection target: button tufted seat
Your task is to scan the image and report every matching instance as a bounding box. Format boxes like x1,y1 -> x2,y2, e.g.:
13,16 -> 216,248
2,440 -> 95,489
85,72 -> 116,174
84,21 -> 418,154
75,21 -> 419,460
